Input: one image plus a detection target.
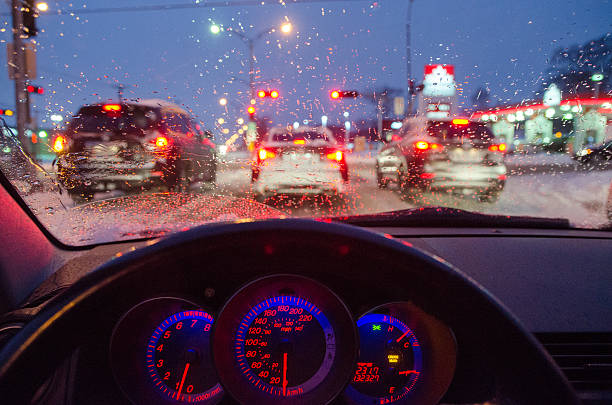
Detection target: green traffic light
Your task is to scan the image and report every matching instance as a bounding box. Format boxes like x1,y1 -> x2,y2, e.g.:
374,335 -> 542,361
210,24 -> 221,35
591,73 -> 604,82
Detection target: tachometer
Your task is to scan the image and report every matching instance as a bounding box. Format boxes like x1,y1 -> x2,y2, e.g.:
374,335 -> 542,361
146,310 -> 222,403
213,275 -> 357,404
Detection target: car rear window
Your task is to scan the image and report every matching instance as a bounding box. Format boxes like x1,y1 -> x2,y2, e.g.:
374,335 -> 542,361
271,131 -> 329,142
68,105 -> 158,134
427,122 -> 494,142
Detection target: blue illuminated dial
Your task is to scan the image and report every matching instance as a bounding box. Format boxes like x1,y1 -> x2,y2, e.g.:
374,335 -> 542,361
345,313 -> 423,404
234,296 -> 336,397
146,310 -> 223,403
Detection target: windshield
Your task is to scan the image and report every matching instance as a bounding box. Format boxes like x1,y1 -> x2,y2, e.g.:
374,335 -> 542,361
0,1 -> 610,245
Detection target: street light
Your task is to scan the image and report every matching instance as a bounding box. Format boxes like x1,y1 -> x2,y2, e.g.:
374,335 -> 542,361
210,21 -> 293,99
219,97 -> 228,106
35,2 -> 49,12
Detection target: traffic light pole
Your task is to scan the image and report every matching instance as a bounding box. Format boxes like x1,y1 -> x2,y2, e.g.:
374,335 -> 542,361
405,0 -> 414,117
11,0 -> 30,151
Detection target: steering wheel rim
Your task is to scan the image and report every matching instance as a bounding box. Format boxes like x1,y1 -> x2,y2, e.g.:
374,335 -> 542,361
0,219 -> 579,404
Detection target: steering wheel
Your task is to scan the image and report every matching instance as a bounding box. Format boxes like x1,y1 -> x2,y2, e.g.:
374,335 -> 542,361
0,219 -> 579,404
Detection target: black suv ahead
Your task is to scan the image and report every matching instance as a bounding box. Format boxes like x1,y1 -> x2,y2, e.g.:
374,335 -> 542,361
54,100 -> 216,201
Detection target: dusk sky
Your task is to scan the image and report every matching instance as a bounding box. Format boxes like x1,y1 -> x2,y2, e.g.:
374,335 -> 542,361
1,0 -> 610,140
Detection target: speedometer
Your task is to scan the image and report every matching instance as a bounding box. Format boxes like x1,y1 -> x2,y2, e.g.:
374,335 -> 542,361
213,275 -> 357,404
235,296 -> 335,397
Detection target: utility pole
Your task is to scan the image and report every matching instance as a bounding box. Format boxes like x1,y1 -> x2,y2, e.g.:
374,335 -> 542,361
11,0 -> 29,150
406,0 -> 415,117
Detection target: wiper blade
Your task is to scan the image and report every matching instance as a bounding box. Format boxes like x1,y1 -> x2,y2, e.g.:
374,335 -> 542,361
329,207 -> 571,229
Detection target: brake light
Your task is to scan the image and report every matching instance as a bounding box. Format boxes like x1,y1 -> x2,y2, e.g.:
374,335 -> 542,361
53,135 -> 66,153
102,104 -> 122,112
258,148 -> 276,161
414,141 -> 442,151
420,172 -> 436,179
155,136 -> 169,148
326,150 -> 343,161
293,139 -> 305,145
489,143 -> 507,152
452,118 -> 469,125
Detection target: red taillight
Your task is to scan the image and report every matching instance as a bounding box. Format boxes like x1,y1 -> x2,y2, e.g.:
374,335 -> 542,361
258,148 -> 276,161
155,136 -> 169,148
53,135 -> 66,153
270,90 -> 279,99
326,150 -> 343,161
257,90 -> 266,98
293,139 -> 305,145
414,141 -> 442,151
420,172 -> 436,179
452,118 -> 469,125
102,104 -> 122,112
489,143 -> 507,152
498,174 -> 507,181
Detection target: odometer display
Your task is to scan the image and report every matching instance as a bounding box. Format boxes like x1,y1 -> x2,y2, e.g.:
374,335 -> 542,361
235,296 -> 335,397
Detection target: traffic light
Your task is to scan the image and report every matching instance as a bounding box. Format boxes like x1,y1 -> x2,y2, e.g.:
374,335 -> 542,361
247,105 -> 256,119
0,109 -> 15,117
256,90 -> 280,99
330,90 -> 359,100
27,85 -> 44,94
21,2 -> 39,38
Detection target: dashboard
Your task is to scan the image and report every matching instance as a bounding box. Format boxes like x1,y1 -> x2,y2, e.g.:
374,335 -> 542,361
0,219 -> 587,405
108,275 -> 455,405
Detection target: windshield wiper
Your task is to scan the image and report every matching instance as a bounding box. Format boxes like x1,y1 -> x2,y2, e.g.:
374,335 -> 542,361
329,207 -> 571,229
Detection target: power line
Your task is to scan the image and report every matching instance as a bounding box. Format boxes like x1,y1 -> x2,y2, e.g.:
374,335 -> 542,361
1,0 -> 366,17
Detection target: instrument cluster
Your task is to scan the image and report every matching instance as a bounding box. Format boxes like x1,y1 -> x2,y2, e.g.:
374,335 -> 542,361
110,275 -> 456,405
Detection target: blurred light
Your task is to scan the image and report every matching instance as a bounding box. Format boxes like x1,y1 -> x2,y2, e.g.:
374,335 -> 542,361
601,102 -> 612,109
330,90 -> 340,99
258,148 -> 276,160
257,90 -> 266,98
155,136 -> 169,148
560,104 -> 570,111
451,118 -> 469,125
326,151 -> 343,161
414,141 -> 429,150
53,136 -> 66,153
281,22 -> 292,34
516,111 -> 525,121
481,114 -> 489,122
524,109 -> 534,117
571,105 -> 581,113
490,114 -> 498,122
217,118 -> 225,124
237,118 -> 244,125
321,115 -> 328,127
35,2 -> 49,12
293,121 -> 299,129
218,145 -> 228,155
50,114 -> 63,122
247,106 -> 256,115
507,114 -> 516,123
219,97 -> 228,106
591,73 -> 604,82
420,172 -> 436,179
555,131 -> 563,138
545,108 -> 555,118
4,109 -> 14,117
302,119 -> 309,125
390,121 -> 402,129
222,128 -> 230,134
238,129 -> 244,134
562,113 -> 573,120
102,104 -> 121,112
38,130 -> 48,138
242,125 -> 248,131
293,139 -> 305,145
344,121 -> 351,131
343,111 -> 349,118
210,24 -> 221,34
270,90 -> 279,99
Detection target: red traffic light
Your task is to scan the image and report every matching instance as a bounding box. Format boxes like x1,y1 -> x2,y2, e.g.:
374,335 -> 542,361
330,90 -> 359,100
257,90 -> 280,99
257,90 -> 267,98
27,85 -> 44,94
247,106 -> 256,115
270,90 -> 279,99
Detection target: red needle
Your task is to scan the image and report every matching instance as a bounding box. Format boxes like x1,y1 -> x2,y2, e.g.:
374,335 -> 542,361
177,362 -> 190,398
282,352 -> 288,396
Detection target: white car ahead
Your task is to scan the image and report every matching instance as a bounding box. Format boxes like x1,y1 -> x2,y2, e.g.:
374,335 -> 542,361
251,126 -> 349,200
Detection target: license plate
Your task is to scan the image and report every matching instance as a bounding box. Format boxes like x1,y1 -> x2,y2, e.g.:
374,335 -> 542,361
448,147 -> 483,163
85,141 -> 128,157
